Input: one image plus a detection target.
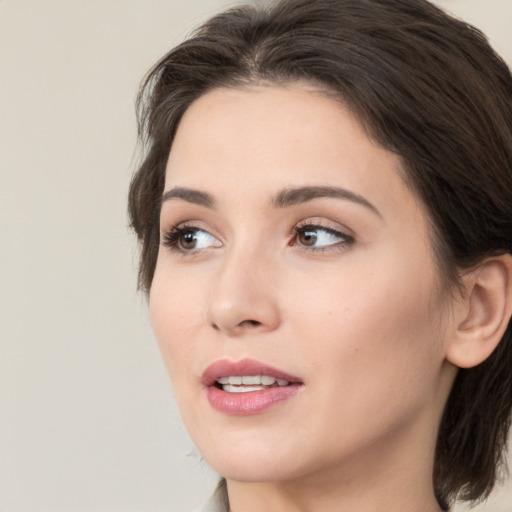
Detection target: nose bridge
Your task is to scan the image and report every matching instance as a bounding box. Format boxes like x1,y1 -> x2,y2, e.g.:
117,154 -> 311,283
206,235 -> 280,336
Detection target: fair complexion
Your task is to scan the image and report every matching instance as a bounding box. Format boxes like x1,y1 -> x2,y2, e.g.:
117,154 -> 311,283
150,84 -> 462,512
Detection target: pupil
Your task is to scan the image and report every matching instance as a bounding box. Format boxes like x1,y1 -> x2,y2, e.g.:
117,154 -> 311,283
300,230 -> 317,246
180,231 -> 197,249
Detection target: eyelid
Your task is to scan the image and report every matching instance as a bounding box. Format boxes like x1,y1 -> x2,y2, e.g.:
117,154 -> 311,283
160,219 -> 218,240
159,217 -> 354,255
161,221 -> 222,254
294,217 -> 354,237
292,218 -> 355,251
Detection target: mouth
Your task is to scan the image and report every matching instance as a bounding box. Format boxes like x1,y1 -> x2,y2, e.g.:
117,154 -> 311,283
202,358 -> 304,415
214,375 -> 292,393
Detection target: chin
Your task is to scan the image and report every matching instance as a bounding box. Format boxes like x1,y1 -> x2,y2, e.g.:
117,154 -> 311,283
195,434 -> 307,483
210,458 -> 301,483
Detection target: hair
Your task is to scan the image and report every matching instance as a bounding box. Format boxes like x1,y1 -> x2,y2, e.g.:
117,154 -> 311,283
128,0 -> 512,508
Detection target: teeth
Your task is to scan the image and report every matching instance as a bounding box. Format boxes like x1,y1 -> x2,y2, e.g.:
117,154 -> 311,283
215,375 -> 291,392
242,375 -> 260,385
223,384 -> 266,393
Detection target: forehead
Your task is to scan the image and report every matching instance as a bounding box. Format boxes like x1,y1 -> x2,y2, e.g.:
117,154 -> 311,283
168,85 -> 393,185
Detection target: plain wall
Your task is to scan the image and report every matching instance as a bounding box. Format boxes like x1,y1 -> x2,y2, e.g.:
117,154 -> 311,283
1,1 -> 511,511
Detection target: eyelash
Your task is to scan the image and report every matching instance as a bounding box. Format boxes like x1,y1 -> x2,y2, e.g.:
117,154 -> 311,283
161,222 -> 355,254
161,224 -> 208,254
291,222 -> 354,252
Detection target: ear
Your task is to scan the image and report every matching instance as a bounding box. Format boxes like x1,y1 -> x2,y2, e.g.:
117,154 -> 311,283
446,254 -> 512,369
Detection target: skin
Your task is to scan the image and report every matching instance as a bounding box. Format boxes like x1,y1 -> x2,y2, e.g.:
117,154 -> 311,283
150,84 -> 461,512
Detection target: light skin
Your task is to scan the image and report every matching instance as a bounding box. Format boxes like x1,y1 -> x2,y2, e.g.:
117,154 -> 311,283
149,84 -> 512,512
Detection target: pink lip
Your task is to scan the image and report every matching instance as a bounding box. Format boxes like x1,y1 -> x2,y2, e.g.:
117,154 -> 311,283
202,358 -> 304,416
201,358 -> 302,386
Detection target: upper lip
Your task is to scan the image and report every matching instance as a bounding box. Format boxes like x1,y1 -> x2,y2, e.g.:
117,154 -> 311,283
201,358 -> 303,386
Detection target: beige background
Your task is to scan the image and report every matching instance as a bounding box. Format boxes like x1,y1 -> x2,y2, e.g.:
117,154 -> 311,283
1,1 -> 511,511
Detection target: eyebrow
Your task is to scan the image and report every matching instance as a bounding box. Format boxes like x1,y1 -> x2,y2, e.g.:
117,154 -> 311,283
161,187 -> 215,208
272,186 -> 381,217
160,185 -> 381,217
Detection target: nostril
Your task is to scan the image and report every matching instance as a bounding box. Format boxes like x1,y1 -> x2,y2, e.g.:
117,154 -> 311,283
242,319 -> 262,328
209,318 -> 264,335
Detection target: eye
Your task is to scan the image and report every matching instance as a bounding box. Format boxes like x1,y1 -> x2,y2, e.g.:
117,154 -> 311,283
162,225 -> 221,253
293,223 -> 354,251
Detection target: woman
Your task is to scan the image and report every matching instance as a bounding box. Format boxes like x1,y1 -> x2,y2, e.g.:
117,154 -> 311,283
128,0 -> 512,510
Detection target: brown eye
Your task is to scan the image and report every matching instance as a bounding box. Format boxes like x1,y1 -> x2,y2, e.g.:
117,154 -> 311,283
179,230 -> 198,250
297,229 -> 318,246
294,224 -> 354,250
162,226 -> 220,253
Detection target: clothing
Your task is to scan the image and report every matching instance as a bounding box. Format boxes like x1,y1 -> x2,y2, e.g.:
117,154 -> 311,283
194,480 -> 229,512
192,485 -> 453,512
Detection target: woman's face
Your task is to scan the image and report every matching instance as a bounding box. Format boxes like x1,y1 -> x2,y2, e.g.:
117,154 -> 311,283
150,85 -> 456,484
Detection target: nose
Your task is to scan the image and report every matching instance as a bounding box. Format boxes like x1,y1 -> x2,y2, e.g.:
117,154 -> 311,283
206,248 -> 281,337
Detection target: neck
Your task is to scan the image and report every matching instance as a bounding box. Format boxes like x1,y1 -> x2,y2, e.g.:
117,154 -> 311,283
226,468 -> 443,512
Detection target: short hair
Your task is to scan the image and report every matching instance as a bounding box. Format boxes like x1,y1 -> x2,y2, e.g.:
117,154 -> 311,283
128,0 -> 512,508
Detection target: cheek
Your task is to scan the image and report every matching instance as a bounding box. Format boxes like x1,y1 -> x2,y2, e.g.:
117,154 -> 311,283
149,262 -> 203,382
298,251 -> 445,399
282,265 -> 446,464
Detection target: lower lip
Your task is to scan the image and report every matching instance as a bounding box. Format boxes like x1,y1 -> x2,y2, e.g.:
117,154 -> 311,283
206,384 -> 303,415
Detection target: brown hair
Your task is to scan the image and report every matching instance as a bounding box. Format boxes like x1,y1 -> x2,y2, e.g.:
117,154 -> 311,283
128,0 -> 512,508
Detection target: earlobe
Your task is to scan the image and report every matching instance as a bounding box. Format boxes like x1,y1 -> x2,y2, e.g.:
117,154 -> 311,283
446,254 -> 512,369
